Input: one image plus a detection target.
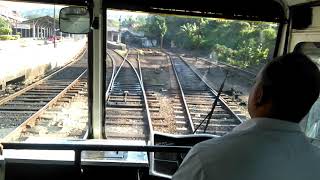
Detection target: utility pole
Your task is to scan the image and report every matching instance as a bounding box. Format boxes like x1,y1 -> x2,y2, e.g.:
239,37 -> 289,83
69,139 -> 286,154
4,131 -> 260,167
53,4 -> 56,48
118,16 -> 121,43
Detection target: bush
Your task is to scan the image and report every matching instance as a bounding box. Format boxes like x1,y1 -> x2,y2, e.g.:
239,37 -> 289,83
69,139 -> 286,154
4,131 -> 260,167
0,35 -> 20,40
212,41 -> 269,68
0,26 -> 12,35
11,35 -> 20,40
0,35 -> 11,40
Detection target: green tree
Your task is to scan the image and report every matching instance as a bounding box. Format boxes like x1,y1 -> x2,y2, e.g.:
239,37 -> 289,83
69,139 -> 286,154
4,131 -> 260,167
180,18 -> 208,59
143,15 -> 167,48
155,16 -> 167,49
121,17 -> 135,29
107,19 -> 120,28
164,16 -> 194,48
118,14 -> 278,67
235,39 -> 269,67
0,17 -> 12,35
134,16 -> 147,31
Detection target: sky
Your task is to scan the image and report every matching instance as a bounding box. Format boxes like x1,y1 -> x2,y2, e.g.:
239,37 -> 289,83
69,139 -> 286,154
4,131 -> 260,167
0,1 -> 148,19
107,10 -> 148,20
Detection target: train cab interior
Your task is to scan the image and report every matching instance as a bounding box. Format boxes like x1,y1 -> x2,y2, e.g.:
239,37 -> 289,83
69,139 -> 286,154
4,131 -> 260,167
0,0 -> 319,179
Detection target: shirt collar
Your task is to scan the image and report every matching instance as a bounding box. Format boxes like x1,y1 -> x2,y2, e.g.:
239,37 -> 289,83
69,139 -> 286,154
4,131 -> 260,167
232,117 -> 302,133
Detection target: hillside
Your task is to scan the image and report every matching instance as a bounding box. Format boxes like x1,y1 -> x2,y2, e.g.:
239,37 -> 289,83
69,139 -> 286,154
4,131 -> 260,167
21,8 -> 61,19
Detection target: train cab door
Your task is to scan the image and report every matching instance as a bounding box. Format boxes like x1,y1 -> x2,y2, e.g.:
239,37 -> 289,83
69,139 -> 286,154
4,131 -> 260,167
280,1 -> 320,145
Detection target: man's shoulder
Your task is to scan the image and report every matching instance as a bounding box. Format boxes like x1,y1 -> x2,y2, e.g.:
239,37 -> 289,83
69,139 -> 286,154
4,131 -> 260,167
193,131 -> 251,151
187,131 -> 252,163
192,119 -> 258,152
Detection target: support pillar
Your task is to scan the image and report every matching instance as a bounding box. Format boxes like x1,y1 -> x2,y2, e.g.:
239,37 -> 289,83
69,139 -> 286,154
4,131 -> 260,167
92,0 -> 105,139
37,26 -> 40,39
32,24 -> 36,39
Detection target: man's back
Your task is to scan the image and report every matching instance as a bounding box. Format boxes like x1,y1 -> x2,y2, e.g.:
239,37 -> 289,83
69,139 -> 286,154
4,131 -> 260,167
172,118 -> 320,180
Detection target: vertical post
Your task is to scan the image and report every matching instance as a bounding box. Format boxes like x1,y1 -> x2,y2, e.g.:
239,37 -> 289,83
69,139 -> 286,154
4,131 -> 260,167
37,26 -> 39,39
92,0 -> 105,139
53,4 -> 56,48
32,23 -> 35,39
74,150 -> 82,175
118,17 -> 121,43
13,22 -> 16,35
0,146 -> 5,180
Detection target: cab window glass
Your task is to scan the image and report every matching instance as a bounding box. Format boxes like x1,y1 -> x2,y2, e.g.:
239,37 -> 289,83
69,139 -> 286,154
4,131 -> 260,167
105,9 -> 279,142
295,42 -> 320,139
0,1 -> 88,142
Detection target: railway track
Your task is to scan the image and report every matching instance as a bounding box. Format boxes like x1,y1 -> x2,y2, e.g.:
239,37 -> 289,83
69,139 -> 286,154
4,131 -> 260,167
1,51 -> 88,141
139,49 -> 193,134
169,53 -> 243,136
180,55 -> 251,119
106,52 -> 115,89
106,50 -> 242,136
105,50 -> 152,143
0,46 -> 245,143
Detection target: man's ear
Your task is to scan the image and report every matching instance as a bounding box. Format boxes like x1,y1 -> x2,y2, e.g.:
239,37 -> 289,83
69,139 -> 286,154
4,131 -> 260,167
254,84 -> 264,106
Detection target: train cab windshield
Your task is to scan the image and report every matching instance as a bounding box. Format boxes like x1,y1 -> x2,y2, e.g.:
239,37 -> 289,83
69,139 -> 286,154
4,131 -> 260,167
0,0 -> 319,179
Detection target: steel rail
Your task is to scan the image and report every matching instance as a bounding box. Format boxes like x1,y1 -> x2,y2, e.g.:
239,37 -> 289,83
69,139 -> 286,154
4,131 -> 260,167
105,51 -> 117,97
3,70 -> 88,142
178,56 -> 243,124
122,49 -> 154,145
130,49 -> 157,176
166,53 -> 195,133
105,50 -> 128,98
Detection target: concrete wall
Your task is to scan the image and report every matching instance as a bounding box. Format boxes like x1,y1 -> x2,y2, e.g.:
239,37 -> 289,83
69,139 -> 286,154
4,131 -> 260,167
0,38 -> 87,89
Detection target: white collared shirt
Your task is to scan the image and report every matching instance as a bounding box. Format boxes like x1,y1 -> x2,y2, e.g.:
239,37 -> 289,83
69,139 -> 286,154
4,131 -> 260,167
172,118 -> 320,180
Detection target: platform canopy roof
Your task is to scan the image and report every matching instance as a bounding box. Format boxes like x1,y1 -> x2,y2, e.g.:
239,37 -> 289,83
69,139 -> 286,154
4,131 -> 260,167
22,15 -> 58,28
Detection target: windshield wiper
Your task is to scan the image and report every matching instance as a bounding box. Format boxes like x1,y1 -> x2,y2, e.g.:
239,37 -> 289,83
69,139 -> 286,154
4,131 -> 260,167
193,71 -> 229,134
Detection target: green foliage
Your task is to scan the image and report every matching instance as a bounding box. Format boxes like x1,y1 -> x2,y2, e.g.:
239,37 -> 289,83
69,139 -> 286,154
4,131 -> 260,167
261,27 -> 277,50
121,17 -> 135,29
0,27 -> 12,35
213,39 -> 269,68
119,14 -> 277,67
0,35 -> 20,40
214,44 -> 237,63
235,39 -> 269,67
140,15 -> 168,48
108,19 -> 119,28
155,16 -> 167,48
0,17 -> 12,35
155,16 -> 167,38
180,18 -> 208,50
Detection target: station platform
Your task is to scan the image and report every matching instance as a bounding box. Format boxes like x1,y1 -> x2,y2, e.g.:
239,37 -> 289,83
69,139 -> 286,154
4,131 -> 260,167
0,37 -> 87,89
